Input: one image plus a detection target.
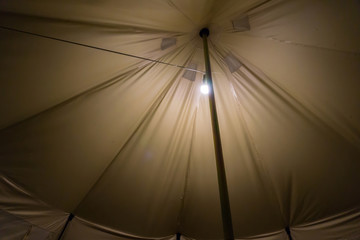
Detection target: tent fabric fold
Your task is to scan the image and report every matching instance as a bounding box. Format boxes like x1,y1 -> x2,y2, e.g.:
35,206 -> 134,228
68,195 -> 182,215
0,175 -> 69,239
61,217 -> 177,240
0,0 -> 360,239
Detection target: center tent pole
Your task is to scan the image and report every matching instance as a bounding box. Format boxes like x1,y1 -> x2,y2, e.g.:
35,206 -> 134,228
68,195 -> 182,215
199,28 -> 234,240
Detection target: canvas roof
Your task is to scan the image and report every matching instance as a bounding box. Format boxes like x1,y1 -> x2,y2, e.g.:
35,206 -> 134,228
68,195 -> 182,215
0,0 -> 360,239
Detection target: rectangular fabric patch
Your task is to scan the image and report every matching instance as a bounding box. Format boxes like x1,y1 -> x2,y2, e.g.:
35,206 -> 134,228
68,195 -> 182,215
161,38 -> 177,50
224,54 -> 242,73
183,63 -> 197,81
232,15 -> 250,31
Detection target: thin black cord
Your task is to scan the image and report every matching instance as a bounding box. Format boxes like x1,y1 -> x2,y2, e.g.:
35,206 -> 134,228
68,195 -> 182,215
285,226 -> 293,240
57,213 -> 74,240
0,25 -> 204,74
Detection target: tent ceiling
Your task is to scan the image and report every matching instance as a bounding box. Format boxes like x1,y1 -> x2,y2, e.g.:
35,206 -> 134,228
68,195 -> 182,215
0,0 -> 360,239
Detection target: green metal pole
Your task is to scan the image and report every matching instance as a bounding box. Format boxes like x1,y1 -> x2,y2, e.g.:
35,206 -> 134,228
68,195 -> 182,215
199,28 -> 234,240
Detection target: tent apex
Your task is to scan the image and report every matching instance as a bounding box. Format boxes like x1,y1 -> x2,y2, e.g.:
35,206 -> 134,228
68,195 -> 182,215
199,28 -> 210,38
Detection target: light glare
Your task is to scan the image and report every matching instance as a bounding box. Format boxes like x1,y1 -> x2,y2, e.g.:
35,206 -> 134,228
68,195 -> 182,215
200,84 -> 210,95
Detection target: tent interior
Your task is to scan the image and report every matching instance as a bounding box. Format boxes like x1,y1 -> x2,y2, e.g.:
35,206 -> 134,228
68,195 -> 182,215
1,0 -> 360,239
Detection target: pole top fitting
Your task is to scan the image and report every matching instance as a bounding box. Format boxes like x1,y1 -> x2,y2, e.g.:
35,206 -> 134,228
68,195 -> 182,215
199,28 -> 210,38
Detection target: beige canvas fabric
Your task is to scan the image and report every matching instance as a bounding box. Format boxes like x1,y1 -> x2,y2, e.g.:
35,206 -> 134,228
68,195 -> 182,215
0,175 -> 69,239
0,0 -> 359,239
291,208 -> 360,240
61,217 -> 177,240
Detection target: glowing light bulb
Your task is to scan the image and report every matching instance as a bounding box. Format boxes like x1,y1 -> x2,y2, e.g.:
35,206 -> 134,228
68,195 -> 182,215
200,83 -> 210,95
